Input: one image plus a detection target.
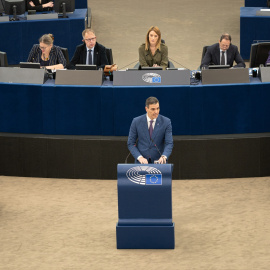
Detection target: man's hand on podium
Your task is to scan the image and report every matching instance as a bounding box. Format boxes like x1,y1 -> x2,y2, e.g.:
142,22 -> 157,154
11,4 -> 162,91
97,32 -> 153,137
157,156 -> 167,164
138,157 -> 148,164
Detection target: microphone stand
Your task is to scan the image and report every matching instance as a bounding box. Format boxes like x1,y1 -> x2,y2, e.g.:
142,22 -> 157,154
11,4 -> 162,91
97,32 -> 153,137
125,138 -> 138,164
151,138 -> 166,164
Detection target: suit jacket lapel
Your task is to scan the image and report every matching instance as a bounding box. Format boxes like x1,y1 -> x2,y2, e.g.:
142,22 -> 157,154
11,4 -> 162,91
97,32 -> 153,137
215,45 -> 220,65
83,45 -> 87,64
141,116 -> 151,142
151,116 -> 160,142
93,45 -> 98,65
227,46 -> 232,65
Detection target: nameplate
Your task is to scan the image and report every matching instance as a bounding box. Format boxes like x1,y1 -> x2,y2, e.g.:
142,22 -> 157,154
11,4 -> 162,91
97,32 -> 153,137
55,70 -> 104,85
113,69 -> 190,86
27,13 -> 58,20
0,16 -> 9,22
201,68 -> 250,85
0,67 -> 45,84
259,66 -> 270,82
256,9 -> 270,16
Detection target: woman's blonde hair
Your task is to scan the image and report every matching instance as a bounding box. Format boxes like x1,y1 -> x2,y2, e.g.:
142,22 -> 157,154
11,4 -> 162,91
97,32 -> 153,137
39,34 -> 54,45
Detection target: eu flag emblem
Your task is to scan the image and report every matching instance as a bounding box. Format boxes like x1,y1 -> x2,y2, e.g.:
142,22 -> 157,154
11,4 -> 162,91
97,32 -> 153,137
152,77 -> 161,83
145,174 -> 162,185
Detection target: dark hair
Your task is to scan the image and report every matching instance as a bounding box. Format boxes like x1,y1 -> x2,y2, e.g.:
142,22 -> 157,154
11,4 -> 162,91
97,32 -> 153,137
220,33 -> 231,42
145,96 -> 159,108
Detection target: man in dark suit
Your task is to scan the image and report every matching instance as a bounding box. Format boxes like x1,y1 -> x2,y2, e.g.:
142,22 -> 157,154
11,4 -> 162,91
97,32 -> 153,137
127,97 -> 173,164
201,33 -> 245,69
68,29 -> 109,69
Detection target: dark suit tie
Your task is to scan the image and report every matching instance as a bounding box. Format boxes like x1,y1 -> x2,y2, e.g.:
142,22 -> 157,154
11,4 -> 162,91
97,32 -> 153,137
148,120 -> 154,163
88,49 -> 92,65
221,51 -> 225,65
149,120 -> 154,138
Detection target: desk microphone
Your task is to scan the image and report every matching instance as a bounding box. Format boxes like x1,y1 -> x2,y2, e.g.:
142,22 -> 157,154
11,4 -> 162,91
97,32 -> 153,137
151,138 -> 165,163
124,151 -> 132,164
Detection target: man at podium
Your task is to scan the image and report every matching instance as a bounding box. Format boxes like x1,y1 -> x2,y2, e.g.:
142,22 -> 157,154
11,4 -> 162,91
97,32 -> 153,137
127,96 -> 173,164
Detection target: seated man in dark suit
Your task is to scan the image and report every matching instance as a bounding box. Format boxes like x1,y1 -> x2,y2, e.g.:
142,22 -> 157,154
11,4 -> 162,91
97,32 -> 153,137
68,29 -> 109,70
201,33 -> 246,69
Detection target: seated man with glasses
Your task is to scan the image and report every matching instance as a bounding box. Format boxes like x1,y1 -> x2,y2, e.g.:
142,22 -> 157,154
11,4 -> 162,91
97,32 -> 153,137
68,29 -> 109,70
200,33 -> 245,69
27,33 -> 66,70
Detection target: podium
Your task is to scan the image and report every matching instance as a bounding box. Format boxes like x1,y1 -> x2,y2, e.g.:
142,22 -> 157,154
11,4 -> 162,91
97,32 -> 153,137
116,164 -> 175,249
113,69 -> 190,86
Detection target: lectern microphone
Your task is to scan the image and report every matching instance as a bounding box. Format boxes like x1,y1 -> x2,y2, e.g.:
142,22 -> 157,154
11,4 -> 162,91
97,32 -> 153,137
151,138 -> 166,163
125,138 -> 138,164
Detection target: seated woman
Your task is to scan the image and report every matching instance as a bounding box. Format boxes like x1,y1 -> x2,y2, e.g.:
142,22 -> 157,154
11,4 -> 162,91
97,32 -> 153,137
27,34 -> 66,70
27,0 -> 54,12
139,26 -> 168,70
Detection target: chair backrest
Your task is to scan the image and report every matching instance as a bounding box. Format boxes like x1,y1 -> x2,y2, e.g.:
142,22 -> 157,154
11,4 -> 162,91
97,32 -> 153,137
249,42 -> 270,68
0,0 -> 4,13
201,45 -> 209,63
168,61 -> 175,68
60,47 -> 70,65
105,48 -> 113,65
0,51 -> 8,67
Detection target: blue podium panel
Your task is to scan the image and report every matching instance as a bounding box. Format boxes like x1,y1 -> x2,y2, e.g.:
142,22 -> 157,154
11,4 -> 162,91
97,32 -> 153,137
1,79 -> 270,135
116,164 -> 174,249
112,81 -> 270,136
42,84 -> 103,135
0,9 -> 86,65
0,83 -> 44,133
245,0 -> 267,7
240,7 -> 270,60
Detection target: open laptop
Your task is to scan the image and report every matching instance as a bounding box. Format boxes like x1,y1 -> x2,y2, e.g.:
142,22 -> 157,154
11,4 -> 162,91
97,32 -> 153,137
20,62 -> 41,69
141,66 -> 163,71
208,65 -> 230,69
75,64 -> 97,70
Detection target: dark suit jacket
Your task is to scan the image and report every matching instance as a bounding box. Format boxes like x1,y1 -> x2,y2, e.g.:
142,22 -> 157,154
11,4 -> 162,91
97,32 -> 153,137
201,43 -> 245,68
265,51 -> 270,66
68,42 -> 109,69
127,114 -> 173,163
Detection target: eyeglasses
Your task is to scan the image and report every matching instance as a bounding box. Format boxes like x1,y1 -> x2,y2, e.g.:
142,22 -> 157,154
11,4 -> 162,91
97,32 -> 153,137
39,46 -> 49,50
84,37 -> 96,42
